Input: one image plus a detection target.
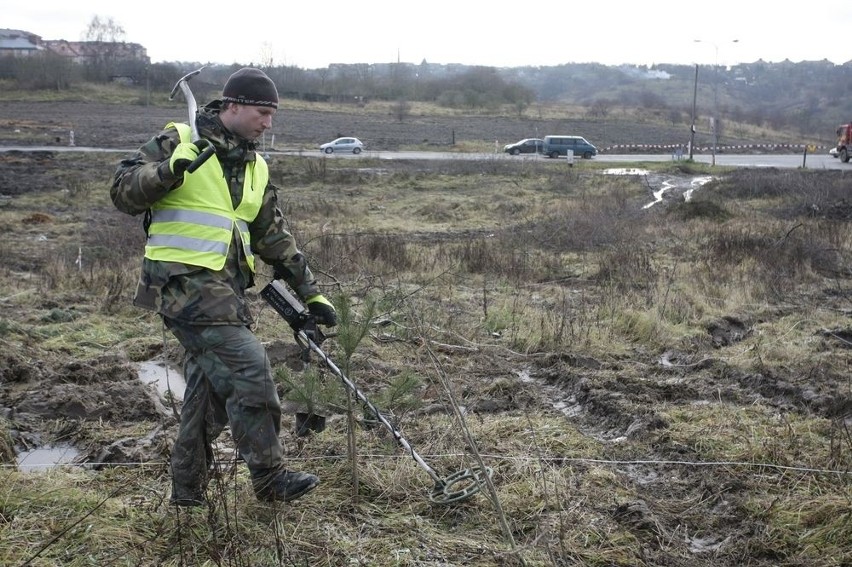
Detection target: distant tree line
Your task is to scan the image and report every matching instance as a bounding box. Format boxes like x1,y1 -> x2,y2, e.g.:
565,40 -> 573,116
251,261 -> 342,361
0,55 -> 534,112
1,37 -> 850,138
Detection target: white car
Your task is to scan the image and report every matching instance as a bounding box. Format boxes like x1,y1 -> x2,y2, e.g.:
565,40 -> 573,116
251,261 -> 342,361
320,137 -> 364,154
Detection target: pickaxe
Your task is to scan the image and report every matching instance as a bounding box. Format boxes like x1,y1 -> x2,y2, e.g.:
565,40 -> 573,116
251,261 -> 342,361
169,67 -> 216,173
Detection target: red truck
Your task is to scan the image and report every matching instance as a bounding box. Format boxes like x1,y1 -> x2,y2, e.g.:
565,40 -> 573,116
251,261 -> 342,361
831,123 -> 852,162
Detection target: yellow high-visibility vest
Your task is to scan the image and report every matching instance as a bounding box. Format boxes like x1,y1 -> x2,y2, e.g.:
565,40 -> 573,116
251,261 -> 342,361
145,122 -> 268,272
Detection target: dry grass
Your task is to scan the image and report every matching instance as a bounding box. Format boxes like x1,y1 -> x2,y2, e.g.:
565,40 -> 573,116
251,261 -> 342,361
1,151 -> 850,566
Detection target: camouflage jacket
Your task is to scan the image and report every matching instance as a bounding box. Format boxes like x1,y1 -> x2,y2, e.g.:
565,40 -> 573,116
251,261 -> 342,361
110,100 -> 319,325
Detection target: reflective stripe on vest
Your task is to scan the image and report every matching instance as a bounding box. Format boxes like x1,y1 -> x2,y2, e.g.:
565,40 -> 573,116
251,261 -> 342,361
144,123 -> 267,271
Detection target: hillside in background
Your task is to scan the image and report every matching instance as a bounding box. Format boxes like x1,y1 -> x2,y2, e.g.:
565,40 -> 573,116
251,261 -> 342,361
498,59 -> 851,139
1,54 -> 849,148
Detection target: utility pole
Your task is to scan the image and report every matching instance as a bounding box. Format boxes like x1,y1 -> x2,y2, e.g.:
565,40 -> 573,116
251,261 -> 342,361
689,64 -> 698,160
694,39 -> 739,166
711,43 -> 720,166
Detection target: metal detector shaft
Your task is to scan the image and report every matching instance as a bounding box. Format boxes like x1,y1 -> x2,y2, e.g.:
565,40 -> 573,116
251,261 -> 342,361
260,280 -> 492,504
294,328 -> 442,485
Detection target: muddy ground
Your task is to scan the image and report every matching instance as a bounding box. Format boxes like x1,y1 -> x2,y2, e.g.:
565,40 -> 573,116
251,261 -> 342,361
0,101 -> 850,566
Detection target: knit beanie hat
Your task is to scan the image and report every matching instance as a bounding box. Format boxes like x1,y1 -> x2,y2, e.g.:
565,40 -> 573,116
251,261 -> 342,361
222,68 -> 279,108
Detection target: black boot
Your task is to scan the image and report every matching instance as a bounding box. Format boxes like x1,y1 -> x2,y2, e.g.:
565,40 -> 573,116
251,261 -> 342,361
252,468 -> 320,502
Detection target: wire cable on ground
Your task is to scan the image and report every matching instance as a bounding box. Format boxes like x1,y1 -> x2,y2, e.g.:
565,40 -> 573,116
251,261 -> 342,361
7,454 -> 850,476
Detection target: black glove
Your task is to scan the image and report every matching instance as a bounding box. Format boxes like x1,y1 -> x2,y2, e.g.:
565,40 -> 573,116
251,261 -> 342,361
306,294 -> 337,327
169,140 -> 211,177
169,142 -> 199,177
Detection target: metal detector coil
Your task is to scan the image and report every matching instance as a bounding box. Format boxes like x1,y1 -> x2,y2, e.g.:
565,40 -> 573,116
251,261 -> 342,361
261,280 -> 493,504
429,465 -> 494,504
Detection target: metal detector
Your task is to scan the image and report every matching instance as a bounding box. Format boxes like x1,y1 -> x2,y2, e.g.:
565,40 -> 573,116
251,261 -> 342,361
261,280 -> 493,504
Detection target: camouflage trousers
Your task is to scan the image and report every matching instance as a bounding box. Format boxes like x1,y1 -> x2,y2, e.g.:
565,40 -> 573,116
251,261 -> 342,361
165,319 -> 284,494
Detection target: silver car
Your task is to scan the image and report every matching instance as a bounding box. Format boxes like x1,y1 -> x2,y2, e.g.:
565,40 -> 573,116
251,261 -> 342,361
320,137 -> 365,154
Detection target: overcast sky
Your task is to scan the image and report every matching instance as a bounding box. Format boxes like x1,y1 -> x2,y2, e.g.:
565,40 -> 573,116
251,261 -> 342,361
6,2 -> 851,69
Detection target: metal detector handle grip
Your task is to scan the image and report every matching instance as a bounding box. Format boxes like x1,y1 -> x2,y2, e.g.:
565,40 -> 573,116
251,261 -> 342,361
186,143 -> 216,174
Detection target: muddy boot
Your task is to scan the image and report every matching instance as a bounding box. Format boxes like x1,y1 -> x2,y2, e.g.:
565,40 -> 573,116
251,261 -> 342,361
251,468 -> 320,502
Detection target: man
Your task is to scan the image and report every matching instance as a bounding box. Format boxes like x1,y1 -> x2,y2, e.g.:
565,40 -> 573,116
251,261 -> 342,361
111,67 -> 336,506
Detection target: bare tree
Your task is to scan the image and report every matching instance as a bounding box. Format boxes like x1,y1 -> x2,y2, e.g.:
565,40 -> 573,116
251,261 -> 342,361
668,108 -> 683,126
590,98 -> 612,119
258,43 -> 275,68
82,16 -> 127,82
83,16 -> 126,43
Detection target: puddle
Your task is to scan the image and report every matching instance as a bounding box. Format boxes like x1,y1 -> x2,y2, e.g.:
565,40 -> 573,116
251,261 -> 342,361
137,360 -> 186,401
518,369 -> 583,417
602,168 -> 713,209
683,175 -> 713,201
17,444 -> 80,472
643,179 -> 677,209
603,168 -> 650,176
689,534 -> 729,554
642,175 -> 715,209
516,367 -> 631,443
552,399 -> 582,418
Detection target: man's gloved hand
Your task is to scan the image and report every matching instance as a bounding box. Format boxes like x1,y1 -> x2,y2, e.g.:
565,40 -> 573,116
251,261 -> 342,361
169,141 -> 203,177
306,294 -> 337,327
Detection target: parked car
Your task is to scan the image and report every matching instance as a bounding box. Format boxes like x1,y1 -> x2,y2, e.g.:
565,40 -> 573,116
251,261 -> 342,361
503,138 -> 543,155
542,135 -> 597,159
320,137 -> 364,154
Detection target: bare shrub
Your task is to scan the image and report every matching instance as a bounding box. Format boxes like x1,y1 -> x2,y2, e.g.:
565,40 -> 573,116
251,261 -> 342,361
713,169 -> 851,207
705,226 -> 774,265
431,236 -> 566,284
304,232 -> 414,278
701,220 -> 849,299
666,199 -> 731,222
301,157 -> 327,181
594,244 -> 658,296
522,186 -> 645,253
278,191 -> 347,219
35,210 -> 145,309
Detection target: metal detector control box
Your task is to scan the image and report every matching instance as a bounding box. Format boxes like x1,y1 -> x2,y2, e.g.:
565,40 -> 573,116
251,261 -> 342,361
260,280 -> 307,329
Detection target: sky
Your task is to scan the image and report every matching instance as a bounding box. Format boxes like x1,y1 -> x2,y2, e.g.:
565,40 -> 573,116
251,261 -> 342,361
6,1 -> 852,69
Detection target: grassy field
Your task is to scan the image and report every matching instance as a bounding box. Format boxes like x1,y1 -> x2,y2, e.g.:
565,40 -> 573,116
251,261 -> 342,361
0,135 -> 850,565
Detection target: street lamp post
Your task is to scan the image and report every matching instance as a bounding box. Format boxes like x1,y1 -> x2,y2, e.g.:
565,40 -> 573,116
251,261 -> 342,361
689,64 -> 698,160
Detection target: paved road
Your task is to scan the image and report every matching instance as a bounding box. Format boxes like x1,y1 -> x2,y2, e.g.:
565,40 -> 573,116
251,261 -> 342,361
270,149 -> 850,169
0,145 -> 846,170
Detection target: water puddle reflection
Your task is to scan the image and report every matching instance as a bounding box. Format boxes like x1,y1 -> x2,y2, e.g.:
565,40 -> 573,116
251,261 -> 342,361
602,167 -> 713,209
603,168 -> 650,176
137,360 -> 186,401
683,176 -> 713,202
17,444 -> 80,473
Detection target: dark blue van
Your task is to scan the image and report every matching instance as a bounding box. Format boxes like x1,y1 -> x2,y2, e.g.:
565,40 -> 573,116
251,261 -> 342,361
542,135 -> 597,159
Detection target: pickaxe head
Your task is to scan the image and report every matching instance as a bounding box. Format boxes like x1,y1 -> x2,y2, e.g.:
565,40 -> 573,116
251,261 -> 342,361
169,67 -> 205,102
169,67 -> 206,142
